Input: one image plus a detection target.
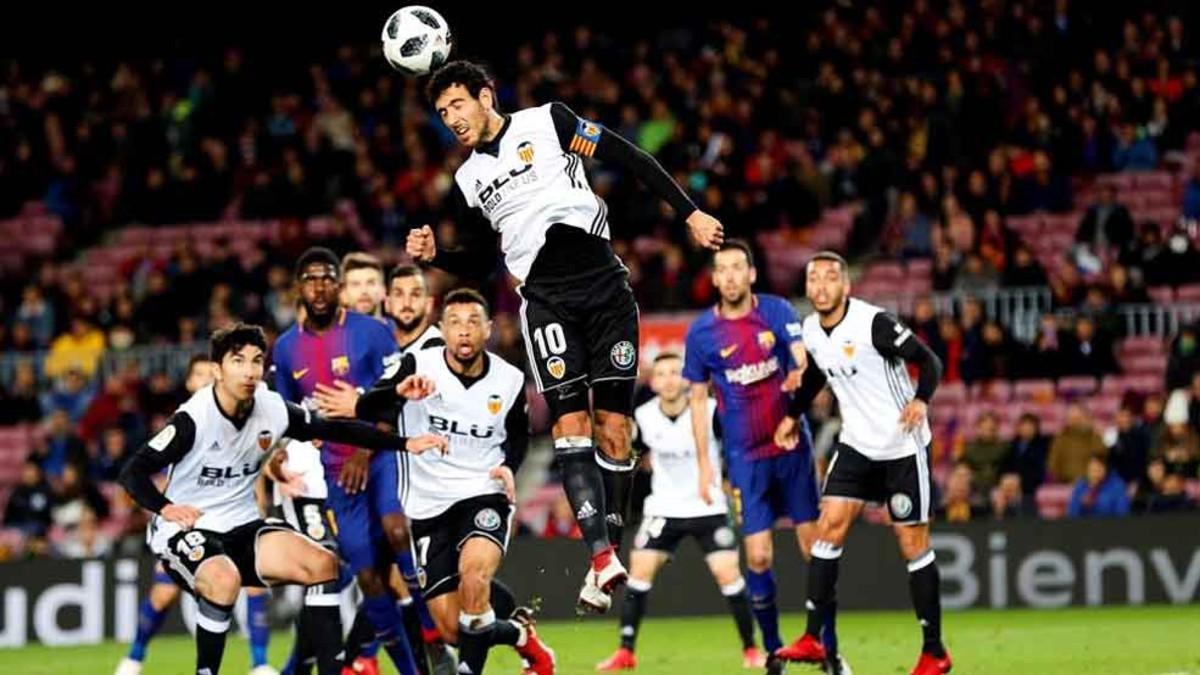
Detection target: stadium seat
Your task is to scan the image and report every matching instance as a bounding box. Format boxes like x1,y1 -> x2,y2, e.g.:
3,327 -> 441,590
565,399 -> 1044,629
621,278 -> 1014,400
1147,286 -> 1175,304
933,381 -> 968,406
1014,379 -> 1056,402
1036,483 -> 1074,519
1057,376 -> 1099,397
1124,353 -> 1169,374
1176,284 -> 1200,303
969,379 -> 1013,402
1133,170 -> 1175,191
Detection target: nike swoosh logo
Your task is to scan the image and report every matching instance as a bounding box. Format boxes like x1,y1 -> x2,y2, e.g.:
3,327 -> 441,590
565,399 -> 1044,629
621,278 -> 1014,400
720,345 -> 738,359
292,368 -> 309,380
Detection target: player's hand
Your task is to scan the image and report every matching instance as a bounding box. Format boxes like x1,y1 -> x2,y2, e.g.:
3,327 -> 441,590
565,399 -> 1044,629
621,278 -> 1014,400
698,461 -> 716,505
490,466 -> 517,503
313,380 -> 360,418
396,374 -> 436,400
774,415 -> 801,450
781,369 -> 804,393
686,210 -> 724,250
406,434 -> 449,456
406,225 -> 437,263
899,399 -> 928,433
276,467 -> 309,499
160,504 -> 203,529
338,449 -> 371,494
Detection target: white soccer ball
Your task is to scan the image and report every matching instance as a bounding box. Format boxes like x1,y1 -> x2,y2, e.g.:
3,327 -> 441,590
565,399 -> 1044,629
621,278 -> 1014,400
381,6 -> 452,76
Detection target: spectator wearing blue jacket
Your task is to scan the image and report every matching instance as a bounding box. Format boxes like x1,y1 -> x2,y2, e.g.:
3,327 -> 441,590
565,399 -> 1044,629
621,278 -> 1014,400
1068,453 -> 1131,517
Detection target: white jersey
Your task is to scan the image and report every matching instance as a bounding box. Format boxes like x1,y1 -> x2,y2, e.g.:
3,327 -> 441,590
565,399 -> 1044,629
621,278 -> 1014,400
147,383 -> 289,554
400,348 -> 526,519
271,440 -> 328,504
397,324 -> 444,357
801,297 -> 932,461
635,397 -> 726,518
454,103 -> 608,282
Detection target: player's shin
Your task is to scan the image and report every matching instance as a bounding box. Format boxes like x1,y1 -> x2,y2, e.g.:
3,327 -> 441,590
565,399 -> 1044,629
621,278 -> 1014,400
804,541 -> 842,651
302,584 -> 346,675
721,577 -> 756,650
397,549 -> 439,638
489,579 -> 517,619
196,598 -> 234,674
907,550 -> 946,658
746,569 -> 782,652
127,596 -> 169,662
344,607 -> 379,661
597,451 -> 636,552
554,438 -> 611,557
619,578 -> 651,651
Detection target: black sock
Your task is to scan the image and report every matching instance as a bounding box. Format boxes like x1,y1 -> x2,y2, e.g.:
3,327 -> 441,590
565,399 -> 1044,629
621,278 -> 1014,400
556,443 -> 611,556
458,610 -> 496,675
598,451 -> 635,552
291,600 -> 316,675
722,578 -> 756,650
618,580 -> 651,651
804,541 -> 842,651
398,597 -> 429,675
196,598 -> 233,674
490,619 -> 521,647
344,608 -> 375,663
303,586 -> 346,675
908,551 -> 945,658
490,579 -> 517,619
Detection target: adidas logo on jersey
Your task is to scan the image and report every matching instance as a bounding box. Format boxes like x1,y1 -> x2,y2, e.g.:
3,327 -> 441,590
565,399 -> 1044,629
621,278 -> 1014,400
576,500 -> 598,520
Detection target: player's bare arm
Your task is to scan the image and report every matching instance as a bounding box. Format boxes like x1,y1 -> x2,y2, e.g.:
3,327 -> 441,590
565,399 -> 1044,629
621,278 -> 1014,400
689,382 -> 717,504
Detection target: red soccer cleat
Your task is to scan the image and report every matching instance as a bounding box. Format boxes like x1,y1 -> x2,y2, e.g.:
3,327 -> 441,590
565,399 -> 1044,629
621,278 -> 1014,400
513,608 -> 557,675
910,650 -> 952,675
421,625 -> 443,644
596,647 -> 637,671
774,633 -> 827,663
741,646 -> 767,668
342,655 -> 380,675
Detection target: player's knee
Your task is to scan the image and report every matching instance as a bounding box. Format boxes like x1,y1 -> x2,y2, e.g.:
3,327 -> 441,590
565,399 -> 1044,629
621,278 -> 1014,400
745,549 -> 772,572
196,560 -> 241,602
382,516 -> 411,550
303,550 -> 339,585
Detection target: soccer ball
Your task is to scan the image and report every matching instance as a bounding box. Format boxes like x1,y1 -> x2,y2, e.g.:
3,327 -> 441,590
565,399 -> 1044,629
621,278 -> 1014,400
381,6 -> 452,76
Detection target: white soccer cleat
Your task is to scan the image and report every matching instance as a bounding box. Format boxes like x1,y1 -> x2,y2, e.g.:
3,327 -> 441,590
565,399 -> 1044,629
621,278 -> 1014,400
577,571 -> 613,613
249,666 -> 280,675
593,554 -> 628,594
114,657 -> 143,675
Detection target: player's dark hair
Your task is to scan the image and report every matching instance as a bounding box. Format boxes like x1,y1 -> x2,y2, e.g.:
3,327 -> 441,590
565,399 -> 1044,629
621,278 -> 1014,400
210,323 -> 268,363
295,247 -> 340,280
653,351 -> 683,364
426,60 -> 496,106
443,287 -> 490,317
716,239 -> 755,266
341,251 -> 384,279
809,250 -> 849,274
186,353 -> 211,373
388,263 -> 426,287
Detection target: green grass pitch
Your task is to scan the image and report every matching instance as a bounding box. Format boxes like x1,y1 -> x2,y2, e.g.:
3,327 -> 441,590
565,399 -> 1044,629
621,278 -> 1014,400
5,606 -> 1197,674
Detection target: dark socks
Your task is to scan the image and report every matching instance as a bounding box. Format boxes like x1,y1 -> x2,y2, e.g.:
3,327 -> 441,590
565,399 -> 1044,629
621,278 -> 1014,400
618,579 -> 651,651
908,550 -> 945,658
805,540 -> 842,659
195,598 -> 233,675
747,569 -> 782,653
556,443 -> 611,556
721,578 -> 756,650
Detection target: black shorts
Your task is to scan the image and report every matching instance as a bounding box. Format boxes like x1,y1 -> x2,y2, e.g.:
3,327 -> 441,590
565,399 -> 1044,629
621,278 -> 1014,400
158,518 -> 295,593
274,497 -> 338,551
823,442 -> 933,524
518,273 -> 639,416
633,514 -> 739,557
409,494 -> 514,600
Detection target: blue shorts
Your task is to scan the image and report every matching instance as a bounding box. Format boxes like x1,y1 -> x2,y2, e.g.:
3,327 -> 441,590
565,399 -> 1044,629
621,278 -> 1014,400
728,449 -> 820,535
325,450 -> 403,574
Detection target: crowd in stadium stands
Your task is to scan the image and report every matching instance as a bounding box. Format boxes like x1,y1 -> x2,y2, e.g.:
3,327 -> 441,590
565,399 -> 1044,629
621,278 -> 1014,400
4,1 -> 1200,558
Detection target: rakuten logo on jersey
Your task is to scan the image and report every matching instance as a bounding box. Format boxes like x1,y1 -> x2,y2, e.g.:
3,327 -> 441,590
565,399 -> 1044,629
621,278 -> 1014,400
723,356 -> 780,386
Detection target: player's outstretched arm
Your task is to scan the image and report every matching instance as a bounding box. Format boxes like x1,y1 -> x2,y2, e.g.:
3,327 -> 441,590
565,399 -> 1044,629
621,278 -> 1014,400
407,188 -> 501,280
284,401 -> 445,454
549,102 -> 723,249
119,412 -> 199,520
